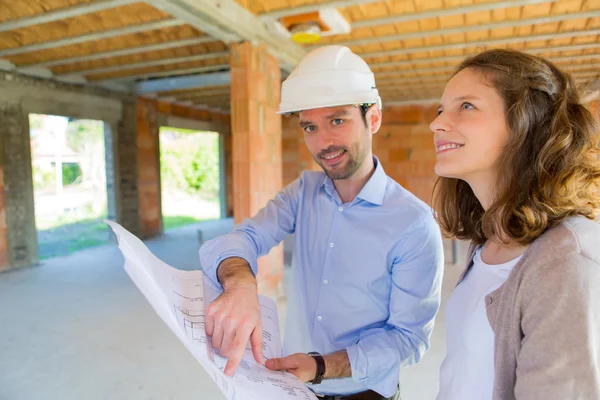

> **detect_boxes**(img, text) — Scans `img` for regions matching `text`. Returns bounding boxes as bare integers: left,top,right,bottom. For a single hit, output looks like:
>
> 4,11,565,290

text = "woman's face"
430,67,510,185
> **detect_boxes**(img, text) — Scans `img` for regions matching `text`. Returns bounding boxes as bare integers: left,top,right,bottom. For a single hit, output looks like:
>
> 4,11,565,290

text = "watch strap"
307,352,325,385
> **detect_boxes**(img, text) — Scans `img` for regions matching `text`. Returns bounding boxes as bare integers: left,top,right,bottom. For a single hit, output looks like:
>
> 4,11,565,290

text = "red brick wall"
374,105,438,205
589,100,599,121
0,167,7,271
589,100,600,163
230,42,283,297
280,105,439,204
281,116,320,187
155,101,231,125
136,98,162,238
375,101,600,205
280,100,600,216
282,117,300,187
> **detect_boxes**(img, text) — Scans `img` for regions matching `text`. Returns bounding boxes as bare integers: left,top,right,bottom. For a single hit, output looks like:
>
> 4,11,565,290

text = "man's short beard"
316,142,366,180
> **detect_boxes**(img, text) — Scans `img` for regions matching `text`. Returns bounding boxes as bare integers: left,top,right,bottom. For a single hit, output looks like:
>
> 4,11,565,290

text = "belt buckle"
314,393,340,400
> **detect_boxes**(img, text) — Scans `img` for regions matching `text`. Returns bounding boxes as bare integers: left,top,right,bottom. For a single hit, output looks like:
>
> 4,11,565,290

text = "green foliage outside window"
159,127,220,198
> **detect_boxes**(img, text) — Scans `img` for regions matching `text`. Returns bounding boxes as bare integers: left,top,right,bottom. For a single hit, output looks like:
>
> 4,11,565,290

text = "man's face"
298,105,379,180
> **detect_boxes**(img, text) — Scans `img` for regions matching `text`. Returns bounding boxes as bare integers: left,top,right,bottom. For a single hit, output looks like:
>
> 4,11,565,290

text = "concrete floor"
0,220,466,400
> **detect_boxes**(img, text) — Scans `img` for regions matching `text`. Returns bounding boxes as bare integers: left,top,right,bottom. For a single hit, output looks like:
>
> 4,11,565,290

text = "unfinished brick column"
136,98,162,238
0,165,7,271
0,103,38,270
115,100,142,237
230,42,284,298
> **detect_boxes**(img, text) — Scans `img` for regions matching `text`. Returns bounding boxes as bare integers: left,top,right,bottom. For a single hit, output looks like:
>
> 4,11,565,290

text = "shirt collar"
320,155,387,206
356,156,387,206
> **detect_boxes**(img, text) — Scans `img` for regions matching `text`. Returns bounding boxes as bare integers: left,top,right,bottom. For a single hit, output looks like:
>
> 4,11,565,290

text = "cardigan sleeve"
514,253,600,399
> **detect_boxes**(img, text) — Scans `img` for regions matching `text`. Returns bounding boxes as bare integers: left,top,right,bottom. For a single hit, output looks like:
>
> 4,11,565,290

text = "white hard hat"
278,45,382,115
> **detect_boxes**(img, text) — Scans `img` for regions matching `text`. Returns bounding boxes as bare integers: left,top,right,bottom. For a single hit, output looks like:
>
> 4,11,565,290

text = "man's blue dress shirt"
200,157,444,397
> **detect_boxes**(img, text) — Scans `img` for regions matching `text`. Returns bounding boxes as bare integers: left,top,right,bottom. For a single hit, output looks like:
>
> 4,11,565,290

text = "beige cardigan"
457,216,600,400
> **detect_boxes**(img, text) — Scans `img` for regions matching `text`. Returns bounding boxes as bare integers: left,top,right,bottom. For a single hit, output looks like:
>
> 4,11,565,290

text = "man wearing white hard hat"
200,45,444,400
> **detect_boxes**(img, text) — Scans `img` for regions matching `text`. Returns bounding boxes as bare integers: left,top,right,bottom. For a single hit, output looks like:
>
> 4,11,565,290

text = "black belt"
313,389,391,400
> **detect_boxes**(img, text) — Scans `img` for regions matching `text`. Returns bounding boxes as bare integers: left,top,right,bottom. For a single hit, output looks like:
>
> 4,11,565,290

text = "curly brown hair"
433,49,600,245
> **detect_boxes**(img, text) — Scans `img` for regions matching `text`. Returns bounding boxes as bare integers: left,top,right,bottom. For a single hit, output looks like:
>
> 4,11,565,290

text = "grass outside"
37,217,109,260
37,215,215,260
163,215,204,230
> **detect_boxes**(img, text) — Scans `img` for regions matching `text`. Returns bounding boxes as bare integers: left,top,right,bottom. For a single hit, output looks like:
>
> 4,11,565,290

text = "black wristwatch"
307,352,326,384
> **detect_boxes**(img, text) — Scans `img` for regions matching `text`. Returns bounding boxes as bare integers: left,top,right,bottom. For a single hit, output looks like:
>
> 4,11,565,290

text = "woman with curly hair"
431,49,600,400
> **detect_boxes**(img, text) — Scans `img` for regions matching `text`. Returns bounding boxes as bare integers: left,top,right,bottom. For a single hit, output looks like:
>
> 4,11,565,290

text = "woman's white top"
437,247,522,400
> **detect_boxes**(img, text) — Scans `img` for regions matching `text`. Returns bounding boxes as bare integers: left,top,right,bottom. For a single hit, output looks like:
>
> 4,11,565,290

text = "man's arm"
346,216,444,396
216,256,256,289
200,177,303,377
324,351,352,379
265,350,352,383
199,177,302,287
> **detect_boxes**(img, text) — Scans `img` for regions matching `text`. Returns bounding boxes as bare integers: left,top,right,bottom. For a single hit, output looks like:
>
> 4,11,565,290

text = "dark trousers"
313,388,401,400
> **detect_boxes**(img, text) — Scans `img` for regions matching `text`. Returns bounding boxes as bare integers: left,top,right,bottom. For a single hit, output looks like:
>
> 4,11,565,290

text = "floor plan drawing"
106,220,317,400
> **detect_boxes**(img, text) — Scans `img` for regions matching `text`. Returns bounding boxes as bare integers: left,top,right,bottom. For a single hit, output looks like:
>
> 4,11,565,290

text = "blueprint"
106,221,317,400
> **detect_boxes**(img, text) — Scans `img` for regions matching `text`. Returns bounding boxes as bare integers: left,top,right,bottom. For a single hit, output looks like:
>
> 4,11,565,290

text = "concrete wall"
0,70,231,271
0,102,38,271
0,158,6,270
0,71,129,271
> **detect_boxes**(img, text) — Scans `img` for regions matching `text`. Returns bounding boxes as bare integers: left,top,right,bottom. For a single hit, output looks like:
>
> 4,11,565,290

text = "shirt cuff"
200,246,258,289
346,340,400,397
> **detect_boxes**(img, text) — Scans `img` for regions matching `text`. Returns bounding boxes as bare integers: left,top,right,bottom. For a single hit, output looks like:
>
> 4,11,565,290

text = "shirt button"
338,207,343,211
329,243,334,248
317,316,323,321
323,279,329,284
486,297,493,305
